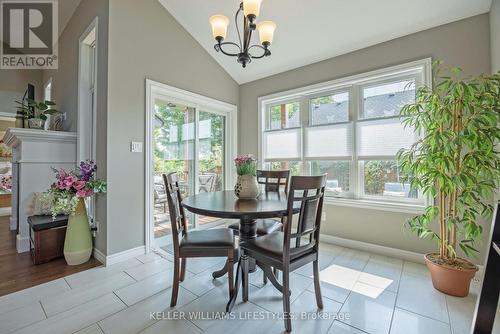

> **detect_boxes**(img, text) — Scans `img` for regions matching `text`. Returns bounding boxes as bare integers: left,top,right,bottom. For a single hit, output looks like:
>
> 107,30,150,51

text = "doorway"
145,80,237,254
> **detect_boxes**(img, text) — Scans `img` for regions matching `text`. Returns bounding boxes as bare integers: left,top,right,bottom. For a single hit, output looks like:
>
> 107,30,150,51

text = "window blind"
263,128,301,161
356,117,417,160
304,123,353,160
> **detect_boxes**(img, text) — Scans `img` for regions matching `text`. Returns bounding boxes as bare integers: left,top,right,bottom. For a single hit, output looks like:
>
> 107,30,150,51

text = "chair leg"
228,250,234,298
263,270,268,285
282,268,292,332
171,257,180,307
273,267,279,280
242,254,249,302
180,258,186,282
313,259,323,309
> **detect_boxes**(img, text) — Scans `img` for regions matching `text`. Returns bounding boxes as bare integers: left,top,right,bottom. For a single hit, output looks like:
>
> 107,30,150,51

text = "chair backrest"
163,172,188,248
199,173,216,193
257,170,290,194
283,174,327,258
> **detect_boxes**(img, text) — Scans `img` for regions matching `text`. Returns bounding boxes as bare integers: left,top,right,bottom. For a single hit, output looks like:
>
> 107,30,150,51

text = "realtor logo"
1,0,58,69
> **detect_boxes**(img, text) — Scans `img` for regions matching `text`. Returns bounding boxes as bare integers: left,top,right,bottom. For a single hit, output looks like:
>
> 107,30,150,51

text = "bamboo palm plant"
398,62,500,265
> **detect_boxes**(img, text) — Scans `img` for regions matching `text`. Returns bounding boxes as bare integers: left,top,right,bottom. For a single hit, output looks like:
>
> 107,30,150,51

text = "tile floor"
0,243,498,334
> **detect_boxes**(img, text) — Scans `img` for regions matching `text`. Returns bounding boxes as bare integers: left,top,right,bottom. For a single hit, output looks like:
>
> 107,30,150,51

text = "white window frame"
258,58,432,214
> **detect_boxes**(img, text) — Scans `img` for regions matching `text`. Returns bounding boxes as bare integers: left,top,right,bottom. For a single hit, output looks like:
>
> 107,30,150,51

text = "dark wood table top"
182,190,296,220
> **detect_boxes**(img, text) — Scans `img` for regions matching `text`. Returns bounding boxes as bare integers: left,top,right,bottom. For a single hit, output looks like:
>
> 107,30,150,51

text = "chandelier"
209,0,276,68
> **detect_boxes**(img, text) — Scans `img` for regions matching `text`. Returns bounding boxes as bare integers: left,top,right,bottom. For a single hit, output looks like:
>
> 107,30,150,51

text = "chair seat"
240,231,313,260
180,228,234,249
228,219,282,236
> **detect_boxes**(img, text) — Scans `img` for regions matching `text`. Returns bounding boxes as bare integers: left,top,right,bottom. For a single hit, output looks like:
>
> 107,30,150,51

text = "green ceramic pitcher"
64,198,92,265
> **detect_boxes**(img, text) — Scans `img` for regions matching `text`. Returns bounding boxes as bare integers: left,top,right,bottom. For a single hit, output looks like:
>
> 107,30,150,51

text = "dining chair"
228,169,290,236
163,172,236,307
239,174,327,332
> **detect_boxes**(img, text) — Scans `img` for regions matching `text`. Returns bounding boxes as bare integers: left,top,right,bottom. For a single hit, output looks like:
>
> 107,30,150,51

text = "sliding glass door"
197,110,225,228
152,99,196,248
148,86,235,252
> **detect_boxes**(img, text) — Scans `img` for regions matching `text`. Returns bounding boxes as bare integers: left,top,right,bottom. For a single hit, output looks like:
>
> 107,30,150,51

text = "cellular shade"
356,117,417,159
263,128,301,161
305,123,352,159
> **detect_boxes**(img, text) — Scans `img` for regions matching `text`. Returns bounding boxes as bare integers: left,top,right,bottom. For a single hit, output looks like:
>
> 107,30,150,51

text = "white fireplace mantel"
5,128,77,253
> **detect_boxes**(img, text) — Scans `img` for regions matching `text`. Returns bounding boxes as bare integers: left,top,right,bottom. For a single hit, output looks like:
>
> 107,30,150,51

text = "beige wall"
239,14,492,263
492,0,500,72
0,69,43,96
0,68,43,115
42,0,109,254
106,0,239,255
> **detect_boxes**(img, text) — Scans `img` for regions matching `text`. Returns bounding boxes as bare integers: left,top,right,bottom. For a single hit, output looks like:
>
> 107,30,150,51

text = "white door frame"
145,79,238,253
77,17,98,222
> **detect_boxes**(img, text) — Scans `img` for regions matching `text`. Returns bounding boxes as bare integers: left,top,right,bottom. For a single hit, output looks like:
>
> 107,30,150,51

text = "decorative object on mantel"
397,61,500,297
47,160,107,265
234,154,260,199
15,98,58,129
209,0,276,68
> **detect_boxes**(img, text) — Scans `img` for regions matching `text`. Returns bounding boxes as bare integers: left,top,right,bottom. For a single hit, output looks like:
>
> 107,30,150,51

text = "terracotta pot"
424,253,478,297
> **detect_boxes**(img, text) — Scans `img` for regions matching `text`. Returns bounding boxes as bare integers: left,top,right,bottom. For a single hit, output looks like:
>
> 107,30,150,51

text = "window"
268,101,300,130
265,161,301,176
260,59,430,208
361,80,415,119
310,91,349,125
361,160,417,198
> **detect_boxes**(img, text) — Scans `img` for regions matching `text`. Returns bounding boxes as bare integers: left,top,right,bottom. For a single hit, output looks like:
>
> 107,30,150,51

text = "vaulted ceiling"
159,0,492,84
58,0,82,37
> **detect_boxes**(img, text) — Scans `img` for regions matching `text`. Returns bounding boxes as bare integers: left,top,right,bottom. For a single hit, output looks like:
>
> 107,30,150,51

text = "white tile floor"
0,243,498,334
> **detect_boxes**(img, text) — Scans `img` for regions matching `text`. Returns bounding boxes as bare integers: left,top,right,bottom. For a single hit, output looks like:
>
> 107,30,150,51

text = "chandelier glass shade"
209,0,276,68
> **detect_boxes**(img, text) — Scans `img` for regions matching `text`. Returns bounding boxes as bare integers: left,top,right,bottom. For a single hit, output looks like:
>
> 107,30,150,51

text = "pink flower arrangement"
48,160,106,216
234,154,257,176
53,171,95,197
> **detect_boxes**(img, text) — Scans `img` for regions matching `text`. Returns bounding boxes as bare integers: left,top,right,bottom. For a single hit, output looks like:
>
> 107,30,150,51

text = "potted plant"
15,98,58,129
398,62,500,296
48,160,107,265
234,154,260,199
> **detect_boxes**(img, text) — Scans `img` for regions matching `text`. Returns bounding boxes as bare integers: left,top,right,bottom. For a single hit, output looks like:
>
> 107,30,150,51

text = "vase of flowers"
48,160,106,265
234,154,260,199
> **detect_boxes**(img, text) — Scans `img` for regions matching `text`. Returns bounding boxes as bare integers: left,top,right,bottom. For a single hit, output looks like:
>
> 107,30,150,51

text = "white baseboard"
93,248,106,265
0,207,11,217
320,234,426,264
16,234,30,253
94,246,146,266
9,216,16,230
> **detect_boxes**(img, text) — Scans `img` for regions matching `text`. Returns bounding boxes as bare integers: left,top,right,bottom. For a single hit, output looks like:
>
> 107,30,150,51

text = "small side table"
27,215,68,265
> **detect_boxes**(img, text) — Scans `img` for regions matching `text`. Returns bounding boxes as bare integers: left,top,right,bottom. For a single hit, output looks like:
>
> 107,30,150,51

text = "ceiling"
159,0,491,84
58,0,82,38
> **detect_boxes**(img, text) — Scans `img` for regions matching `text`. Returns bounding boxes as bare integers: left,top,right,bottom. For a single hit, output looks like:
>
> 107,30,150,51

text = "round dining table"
182,190,296,311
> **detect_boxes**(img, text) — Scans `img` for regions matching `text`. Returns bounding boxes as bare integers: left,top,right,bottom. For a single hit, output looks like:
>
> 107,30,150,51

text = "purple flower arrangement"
48,160,106,217
234,154,257,176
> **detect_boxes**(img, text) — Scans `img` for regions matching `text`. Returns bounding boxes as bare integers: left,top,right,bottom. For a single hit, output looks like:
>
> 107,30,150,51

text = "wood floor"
0,215,101,297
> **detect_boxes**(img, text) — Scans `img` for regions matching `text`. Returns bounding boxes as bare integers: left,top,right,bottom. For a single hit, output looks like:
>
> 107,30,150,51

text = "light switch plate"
131,141,143,152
